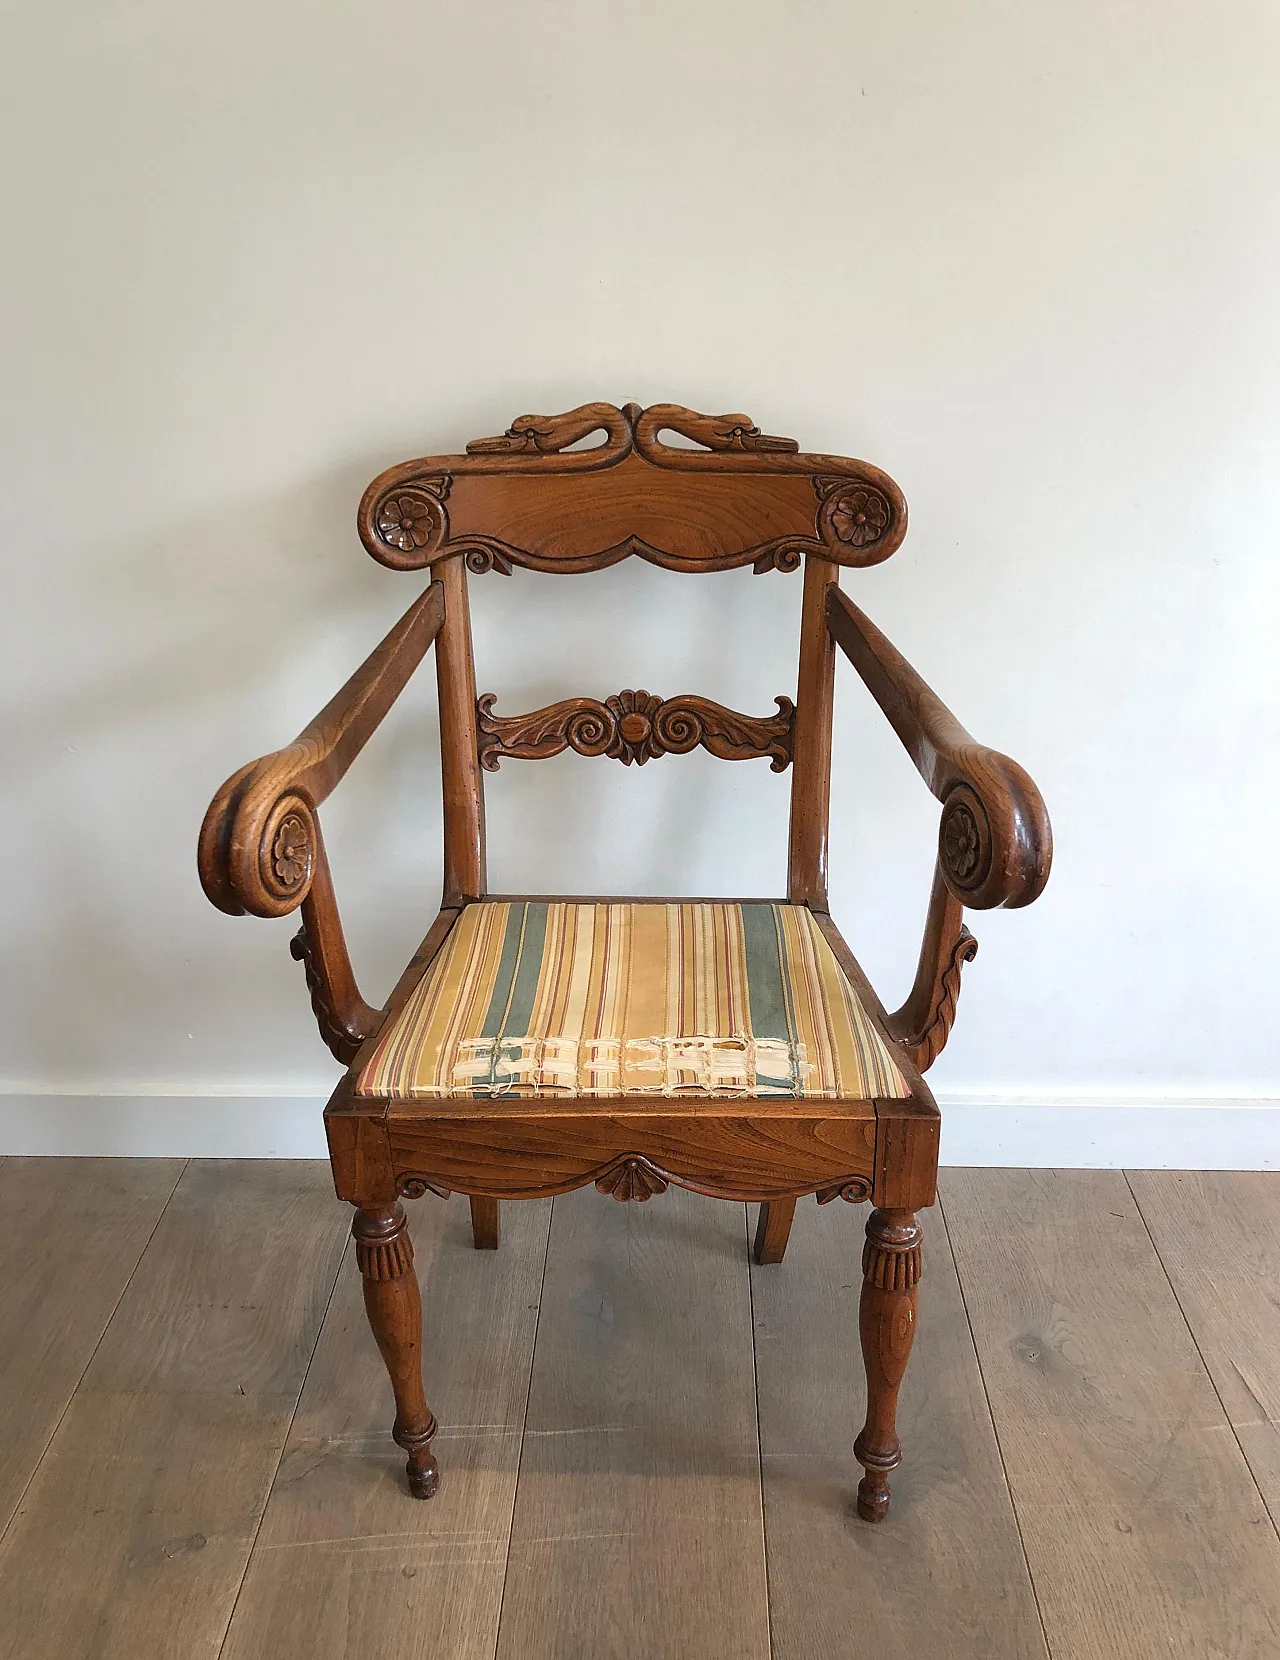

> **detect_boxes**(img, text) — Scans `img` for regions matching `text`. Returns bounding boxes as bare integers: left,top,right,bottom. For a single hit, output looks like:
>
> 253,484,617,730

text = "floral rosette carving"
369,477,451,569
939,784,991,897
815,476,894,563
273,813,311,888
251,793,317,914
942,805,980,881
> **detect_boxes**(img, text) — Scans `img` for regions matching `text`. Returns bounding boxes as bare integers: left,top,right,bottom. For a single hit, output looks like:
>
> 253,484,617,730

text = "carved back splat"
476,690,796,772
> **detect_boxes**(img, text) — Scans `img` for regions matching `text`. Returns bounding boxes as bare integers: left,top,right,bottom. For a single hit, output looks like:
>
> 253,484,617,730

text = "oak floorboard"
220,1193,552,1660
1128,1170,1280,1534
752,1198,1047,1659
0,1159,346,1660
495,1187,770,1660
941,1168,1280,1660
0,1156,185,1538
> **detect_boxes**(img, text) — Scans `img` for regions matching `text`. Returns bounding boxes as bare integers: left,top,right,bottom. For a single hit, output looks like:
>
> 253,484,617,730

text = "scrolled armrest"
825,585,1051,909
199,580,444,918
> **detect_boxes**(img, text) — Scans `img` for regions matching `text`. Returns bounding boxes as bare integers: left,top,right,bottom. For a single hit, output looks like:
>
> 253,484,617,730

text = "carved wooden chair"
199,401,1051,1522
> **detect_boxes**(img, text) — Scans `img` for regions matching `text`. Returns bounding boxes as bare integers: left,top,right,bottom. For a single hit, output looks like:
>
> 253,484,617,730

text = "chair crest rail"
358,401,907,576
476,689,796,771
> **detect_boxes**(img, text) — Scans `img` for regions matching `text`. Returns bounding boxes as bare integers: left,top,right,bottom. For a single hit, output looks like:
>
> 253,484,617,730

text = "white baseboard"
937,1095,1280,1169
0,1095,331,1158
1,1091,1278,1168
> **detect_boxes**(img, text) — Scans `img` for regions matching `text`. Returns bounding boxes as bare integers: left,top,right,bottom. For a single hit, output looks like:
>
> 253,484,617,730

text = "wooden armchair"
199,401,1051,1522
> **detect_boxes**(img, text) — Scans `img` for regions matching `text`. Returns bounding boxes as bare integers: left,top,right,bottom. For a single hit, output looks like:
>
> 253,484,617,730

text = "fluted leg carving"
353,1203,439,1499
854,1207,922,1522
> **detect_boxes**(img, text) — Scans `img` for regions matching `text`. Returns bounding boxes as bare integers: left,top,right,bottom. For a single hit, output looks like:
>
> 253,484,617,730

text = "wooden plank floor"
0,1162,1277,1659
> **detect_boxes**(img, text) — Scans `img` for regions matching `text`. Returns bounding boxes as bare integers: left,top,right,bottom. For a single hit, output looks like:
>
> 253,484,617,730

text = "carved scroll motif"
357,401,908,574
397,1175,453,1200
389,1158,877,1205
476,689,796,772
815,1175,874,1205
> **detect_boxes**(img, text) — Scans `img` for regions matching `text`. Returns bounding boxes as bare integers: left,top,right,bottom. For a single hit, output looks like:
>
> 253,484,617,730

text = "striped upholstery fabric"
356,902,910,1102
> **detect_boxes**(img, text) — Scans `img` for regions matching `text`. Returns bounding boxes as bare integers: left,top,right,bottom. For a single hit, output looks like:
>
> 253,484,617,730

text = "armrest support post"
886,860,979,1072
290,818,381,1064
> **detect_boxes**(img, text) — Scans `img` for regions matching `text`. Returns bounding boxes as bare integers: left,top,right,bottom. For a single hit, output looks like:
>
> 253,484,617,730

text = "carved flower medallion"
942,803,981,882
828,486,890,548
377,492,442,552
273,813,311,889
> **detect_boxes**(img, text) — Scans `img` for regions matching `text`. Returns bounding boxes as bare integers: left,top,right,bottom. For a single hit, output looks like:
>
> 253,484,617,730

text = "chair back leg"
753,1197,797,1264
469,1195,501,1250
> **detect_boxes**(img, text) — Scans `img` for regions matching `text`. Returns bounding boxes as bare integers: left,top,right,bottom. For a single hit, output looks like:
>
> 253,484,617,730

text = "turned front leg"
854,1207,922,1522
353,1203,439,1499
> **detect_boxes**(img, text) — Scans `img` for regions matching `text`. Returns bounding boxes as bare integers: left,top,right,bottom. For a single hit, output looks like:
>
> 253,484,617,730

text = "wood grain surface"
753,1198,1047,1659
386,1110,878,1201
220,1194,551,1660
0,1157,184,1537
495,1186,770,1660
4,1162,1275,1659
0,1161,346,1660
1128,1170,1280,1531
941,1169,1280,1660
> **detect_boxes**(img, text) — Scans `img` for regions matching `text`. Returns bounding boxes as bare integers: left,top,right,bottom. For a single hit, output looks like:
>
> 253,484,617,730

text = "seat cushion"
355,901,911,1102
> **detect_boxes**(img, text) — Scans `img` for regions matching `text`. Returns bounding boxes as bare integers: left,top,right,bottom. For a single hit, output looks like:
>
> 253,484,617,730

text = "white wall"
3,1,1278,1162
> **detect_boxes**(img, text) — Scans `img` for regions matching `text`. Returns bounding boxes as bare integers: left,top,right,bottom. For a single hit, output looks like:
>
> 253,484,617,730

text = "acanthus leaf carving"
289,923,372,1065
477,690,796,772
900,926,978,1074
